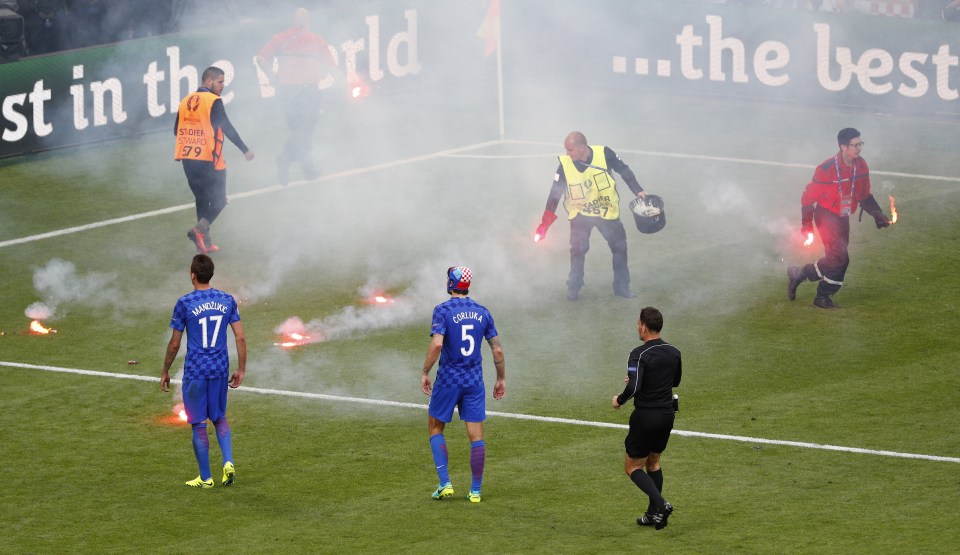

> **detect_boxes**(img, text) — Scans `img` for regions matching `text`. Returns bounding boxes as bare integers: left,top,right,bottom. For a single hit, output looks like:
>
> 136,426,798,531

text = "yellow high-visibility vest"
559,146,620,220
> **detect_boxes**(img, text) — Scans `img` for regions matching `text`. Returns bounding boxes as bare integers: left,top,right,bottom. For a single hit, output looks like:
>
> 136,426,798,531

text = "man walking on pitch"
534,131,650,301
787,127,890,309
421,266,506,503
255,8,335,185
161,254,247,488
612,307,681,529
174,66,255,254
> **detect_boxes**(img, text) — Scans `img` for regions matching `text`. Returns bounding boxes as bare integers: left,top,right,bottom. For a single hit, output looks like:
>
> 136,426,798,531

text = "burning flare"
29,320,52,334
173,403,187,422
275,331,313,349
803,232,814,247
533,232,542,243
889,195,898,224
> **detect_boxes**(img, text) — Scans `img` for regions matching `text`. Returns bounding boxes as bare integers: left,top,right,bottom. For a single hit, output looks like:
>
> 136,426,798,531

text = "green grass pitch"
1,92,958,553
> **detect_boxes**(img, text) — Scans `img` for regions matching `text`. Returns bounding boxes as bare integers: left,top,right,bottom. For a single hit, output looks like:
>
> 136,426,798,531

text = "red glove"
534,210,558,242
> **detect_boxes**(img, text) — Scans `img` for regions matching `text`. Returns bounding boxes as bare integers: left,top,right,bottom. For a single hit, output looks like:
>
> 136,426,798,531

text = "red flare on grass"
173,403,188,422
274,330,316,348
29,320,53,334
889,195,898,224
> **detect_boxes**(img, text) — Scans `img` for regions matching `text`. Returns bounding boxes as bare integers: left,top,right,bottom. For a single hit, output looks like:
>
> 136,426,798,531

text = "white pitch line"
3,360,958,464
0,140,502,250
496,139,960,183
5,138,955,251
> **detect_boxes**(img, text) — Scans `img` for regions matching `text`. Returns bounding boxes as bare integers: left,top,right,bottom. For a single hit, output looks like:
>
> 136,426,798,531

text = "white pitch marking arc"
2,360,958,465
3,139,957,251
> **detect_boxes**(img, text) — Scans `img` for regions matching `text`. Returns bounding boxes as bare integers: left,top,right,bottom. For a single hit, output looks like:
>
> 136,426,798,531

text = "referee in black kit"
611,306,682,530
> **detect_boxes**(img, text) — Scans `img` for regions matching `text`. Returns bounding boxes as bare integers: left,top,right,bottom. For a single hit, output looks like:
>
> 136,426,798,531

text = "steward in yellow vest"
559,146,621,221
534,131,652,301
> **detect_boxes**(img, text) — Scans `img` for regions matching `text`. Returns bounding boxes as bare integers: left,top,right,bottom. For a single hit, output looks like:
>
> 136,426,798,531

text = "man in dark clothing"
534,131,649,301
612,307,682,530
174,66,254,254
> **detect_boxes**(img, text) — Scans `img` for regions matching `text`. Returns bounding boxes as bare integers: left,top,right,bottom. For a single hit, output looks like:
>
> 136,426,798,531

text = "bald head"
564,131,590,162
294,7,310,28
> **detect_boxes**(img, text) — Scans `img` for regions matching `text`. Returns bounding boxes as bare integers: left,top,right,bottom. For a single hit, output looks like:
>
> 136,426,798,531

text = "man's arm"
487,335,505,400
160,329,183,392
229,320,246,388
210,100,254,160
612,367,639,409
604,147,644,197
420,333,444,395
535,166,566,240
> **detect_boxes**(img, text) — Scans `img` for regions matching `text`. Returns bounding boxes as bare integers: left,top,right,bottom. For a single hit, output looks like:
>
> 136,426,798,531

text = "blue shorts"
182,377,228,425
428,385,486,423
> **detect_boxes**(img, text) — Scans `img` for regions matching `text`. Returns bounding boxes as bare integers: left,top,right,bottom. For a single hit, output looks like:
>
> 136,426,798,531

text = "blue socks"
213,418,233,465
191,423,211,480
429,434,486,491
429,434,450,485
192,419,234,480
470,440,485,492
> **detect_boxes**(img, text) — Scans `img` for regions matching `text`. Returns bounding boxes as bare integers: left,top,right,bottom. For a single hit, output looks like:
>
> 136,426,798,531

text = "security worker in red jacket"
255,8,335,185
787,128,890,309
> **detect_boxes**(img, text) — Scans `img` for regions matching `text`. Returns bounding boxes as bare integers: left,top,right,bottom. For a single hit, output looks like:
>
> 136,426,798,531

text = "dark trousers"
279,85,321,174
182,160,227,226
803,206,849,297
568,214,630,293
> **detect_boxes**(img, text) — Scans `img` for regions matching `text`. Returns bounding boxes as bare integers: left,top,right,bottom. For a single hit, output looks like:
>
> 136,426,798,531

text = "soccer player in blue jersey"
420,266,506,503
160,254,247,488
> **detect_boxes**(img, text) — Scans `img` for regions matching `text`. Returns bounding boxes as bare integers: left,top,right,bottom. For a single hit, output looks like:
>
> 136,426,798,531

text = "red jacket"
801,153,871,217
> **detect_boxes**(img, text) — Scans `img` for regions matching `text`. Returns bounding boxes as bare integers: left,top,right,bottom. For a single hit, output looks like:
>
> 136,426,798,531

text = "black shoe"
787,266,804,301
636,513,655,526
651,502,673,530
614,289,636,299
566,289,579,301
813,296,839,310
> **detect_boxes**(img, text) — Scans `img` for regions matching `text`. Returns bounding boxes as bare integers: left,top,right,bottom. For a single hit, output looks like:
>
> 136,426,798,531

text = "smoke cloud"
24,258,121,321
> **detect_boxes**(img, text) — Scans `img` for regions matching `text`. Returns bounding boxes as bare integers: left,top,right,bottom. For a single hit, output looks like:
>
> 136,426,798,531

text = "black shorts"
624,408,675,458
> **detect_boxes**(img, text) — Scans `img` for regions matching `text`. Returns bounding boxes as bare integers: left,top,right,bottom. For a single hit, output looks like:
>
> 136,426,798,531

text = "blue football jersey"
170,288,241,380
430,297,498,388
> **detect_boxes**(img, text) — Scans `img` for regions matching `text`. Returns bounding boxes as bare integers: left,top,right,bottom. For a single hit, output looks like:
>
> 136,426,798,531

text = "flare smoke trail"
23,258,120,321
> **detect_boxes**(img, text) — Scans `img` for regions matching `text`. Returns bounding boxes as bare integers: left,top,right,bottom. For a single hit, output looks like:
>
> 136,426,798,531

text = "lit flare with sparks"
803,232,814,247
889,195,898,224
275,332,313,349
173,403,188,422
534,232,542,243
368,293,395,305
29,320,55,334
